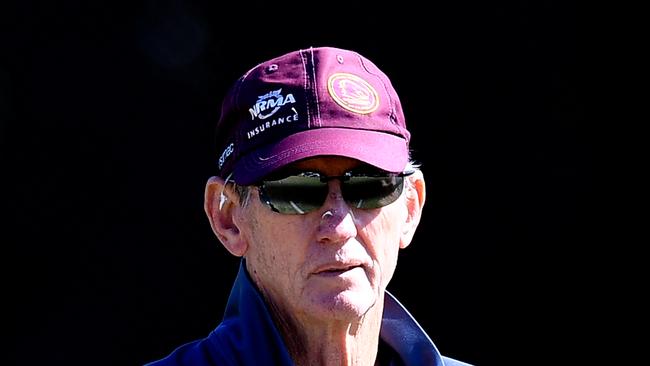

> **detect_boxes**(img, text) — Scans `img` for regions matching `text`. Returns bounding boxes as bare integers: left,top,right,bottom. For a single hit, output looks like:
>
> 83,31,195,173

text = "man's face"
236,156,411,324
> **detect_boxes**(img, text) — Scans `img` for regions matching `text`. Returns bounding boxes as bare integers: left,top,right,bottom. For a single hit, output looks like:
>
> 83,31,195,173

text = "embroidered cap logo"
248,88,296,120
327,73,380,114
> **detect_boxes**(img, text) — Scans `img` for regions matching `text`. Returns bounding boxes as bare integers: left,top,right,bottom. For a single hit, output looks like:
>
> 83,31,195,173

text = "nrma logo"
249,89,296,120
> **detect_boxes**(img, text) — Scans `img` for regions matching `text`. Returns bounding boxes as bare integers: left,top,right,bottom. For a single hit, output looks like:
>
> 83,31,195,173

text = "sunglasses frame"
254,169,415,215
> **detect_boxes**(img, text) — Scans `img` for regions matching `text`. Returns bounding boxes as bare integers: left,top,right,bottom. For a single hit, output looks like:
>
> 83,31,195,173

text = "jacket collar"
221,259,445,366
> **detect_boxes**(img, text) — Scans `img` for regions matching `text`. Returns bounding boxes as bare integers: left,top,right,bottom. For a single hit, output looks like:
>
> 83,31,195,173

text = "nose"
316,181,358,244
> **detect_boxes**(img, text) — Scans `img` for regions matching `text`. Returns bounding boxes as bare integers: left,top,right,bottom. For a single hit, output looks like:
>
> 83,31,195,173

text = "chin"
306,288,379,321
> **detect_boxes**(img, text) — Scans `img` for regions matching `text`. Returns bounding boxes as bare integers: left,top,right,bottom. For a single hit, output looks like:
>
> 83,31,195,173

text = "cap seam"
231,76,247,171
299,48,313,129
236,66,256,115
309,47,322,126
357,54,399,127
232,65,258,168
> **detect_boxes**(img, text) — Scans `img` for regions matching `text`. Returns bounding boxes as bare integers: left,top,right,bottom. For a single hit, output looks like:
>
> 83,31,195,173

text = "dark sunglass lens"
260,175,328,214
342,175,405,209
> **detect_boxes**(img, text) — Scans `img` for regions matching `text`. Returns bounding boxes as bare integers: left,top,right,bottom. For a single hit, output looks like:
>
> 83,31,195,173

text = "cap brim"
232,128,409,185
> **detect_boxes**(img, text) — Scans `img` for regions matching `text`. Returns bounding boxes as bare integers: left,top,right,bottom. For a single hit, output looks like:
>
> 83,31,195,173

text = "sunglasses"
255,169,414,215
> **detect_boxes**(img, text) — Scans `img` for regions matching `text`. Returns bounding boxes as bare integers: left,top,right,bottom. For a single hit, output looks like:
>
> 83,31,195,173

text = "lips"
313,262,365,276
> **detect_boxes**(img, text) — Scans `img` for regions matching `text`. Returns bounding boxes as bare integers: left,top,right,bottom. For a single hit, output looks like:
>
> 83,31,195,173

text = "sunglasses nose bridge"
321,179,347,209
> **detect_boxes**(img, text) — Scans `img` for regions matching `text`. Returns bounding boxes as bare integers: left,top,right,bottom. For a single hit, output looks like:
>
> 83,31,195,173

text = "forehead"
288,156,366,175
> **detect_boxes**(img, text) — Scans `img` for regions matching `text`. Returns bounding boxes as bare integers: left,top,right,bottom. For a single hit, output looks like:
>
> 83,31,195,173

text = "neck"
268,296,385,366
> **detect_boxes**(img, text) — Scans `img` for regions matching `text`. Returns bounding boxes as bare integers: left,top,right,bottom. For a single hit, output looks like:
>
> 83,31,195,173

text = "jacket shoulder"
442,356,474,366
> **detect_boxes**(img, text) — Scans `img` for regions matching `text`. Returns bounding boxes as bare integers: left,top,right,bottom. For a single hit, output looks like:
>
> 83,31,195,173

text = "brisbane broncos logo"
327,73,379,114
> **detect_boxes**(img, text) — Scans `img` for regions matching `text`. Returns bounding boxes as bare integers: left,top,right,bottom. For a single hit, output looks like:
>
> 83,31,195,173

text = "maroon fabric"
215,46,410,185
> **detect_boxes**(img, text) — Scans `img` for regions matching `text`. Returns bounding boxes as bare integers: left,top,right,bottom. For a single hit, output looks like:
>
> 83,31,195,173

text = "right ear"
204,176,248,257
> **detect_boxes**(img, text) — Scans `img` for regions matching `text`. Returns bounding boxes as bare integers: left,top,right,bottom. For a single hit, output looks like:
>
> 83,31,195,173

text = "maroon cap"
215,46,411,185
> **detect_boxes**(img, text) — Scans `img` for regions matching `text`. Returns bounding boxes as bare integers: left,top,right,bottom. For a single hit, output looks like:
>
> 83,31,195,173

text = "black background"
3,1,583,365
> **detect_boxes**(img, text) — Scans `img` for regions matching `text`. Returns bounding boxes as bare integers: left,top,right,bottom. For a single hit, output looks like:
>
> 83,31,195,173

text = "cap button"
266,64,278,73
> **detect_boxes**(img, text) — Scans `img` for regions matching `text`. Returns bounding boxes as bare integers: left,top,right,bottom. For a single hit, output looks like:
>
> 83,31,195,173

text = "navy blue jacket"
145,260,472,366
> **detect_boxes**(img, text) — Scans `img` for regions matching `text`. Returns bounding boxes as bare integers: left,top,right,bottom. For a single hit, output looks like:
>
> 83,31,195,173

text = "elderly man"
146,46,472,366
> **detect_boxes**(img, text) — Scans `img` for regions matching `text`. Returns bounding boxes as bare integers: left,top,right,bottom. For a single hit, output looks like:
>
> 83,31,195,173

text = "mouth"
314,264,364,277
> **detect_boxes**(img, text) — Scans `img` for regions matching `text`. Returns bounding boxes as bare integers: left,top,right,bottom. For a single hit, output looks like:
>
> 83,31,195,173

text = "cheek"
358,209,405,287
242,210,308,294
378,233,401,287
